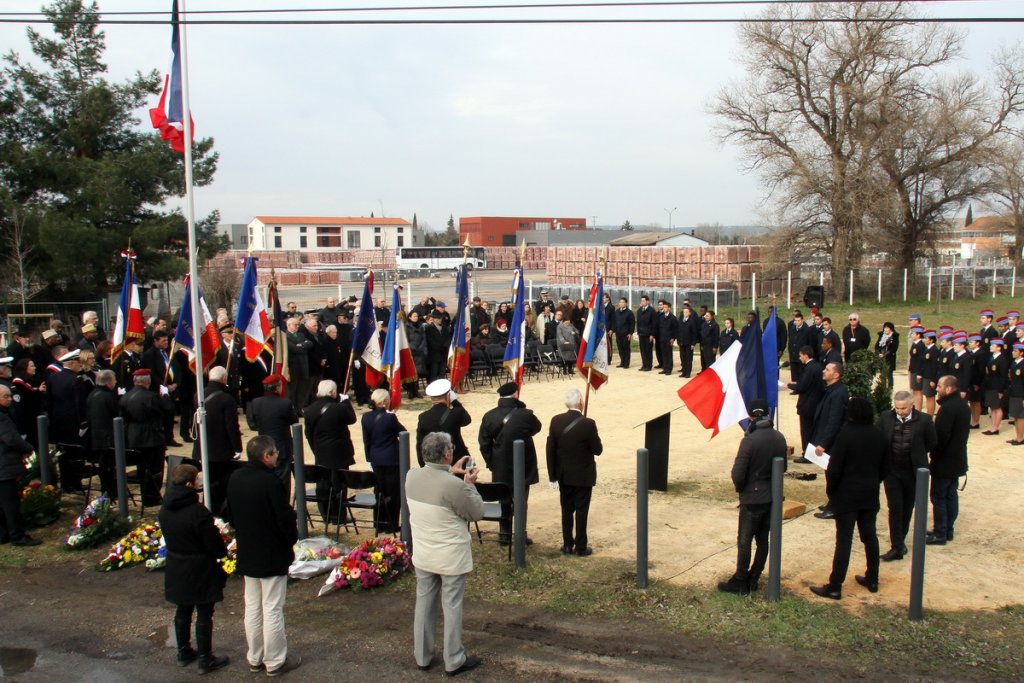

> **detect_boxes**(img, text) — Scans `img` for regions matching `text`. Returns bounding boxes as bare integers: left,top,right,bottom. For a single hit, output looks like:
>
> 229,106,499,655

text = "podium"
644,412,671,492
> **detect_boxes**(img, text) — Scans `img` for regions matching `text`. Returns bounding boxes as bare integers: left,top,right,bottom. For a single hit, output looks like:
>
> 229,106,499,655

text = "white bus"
396,246,487,271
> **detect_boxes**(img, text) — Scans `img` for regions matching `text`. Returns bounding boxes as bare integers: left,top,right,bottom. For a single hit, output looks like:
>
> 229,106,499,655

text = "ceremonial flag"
351,271,382,387
677,314,766,437
110,250,145,364
575,272,610,391
761,307,780,420
448,264,471,390
173,275,220,372
148,0,193,153
233,257,272,362
265,276,289,381
502,266,529,391
380,285,417,410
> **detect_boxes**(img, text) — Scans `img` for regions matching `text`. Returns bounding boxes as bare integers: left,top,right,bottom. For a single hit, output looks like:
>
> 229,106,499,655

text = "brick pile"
545,245,764,288
481,246,547,271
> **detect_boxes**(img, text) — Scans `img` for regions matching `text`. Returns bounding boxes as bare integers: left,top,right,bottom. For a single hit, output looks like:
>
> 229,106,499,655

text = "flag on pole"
149,0,193,153
448,264,471,390
761,307,780,420
265,275,289,381
677,314,766,437
233,257,272,362
502,266,529,391
110,250,145,364
575,271,610,391
352,271,383,387
173,275,220,372
381,285,417,410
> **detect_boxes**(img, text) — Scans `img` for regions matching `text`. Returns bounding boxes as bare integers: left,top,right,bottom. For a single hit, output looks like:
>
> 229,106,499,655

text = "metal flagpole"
177,0,211,507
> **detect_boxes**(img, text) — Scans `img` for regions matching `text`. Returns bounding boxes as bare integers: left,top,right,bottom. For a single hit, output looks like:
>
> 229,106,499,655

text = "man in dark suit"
614,298,635,369
86,368,120,497
927,376,971,545
303,379,357,523
245,374,300,496
806,363,850,509
545,388,603,557
676,304,699,378
698,310,720,372
478,382,542,544
787,311,812,382
876,390,936,561
114,338,144,389
819,318,840,362
199,366,244,514
424,312,450,383
285,317,313,411
635,296,656,372
121,368,175,506
46,349,89,491
416,379,472,467
787,347,824,455
657,300,678,376
142,330,180,446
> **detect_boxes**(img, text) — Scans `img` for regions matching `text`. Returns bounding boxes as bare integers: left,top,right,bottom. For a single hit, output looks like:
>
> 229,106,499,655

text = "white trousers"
243,575,288,670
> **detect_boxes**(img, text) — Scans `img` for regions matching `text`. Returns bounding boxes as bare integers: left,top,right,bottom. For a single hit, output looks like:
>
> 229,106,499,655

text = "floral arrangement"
319,537,409,595
97,522,163,572
297,543,344,562
64,497,130,550
145,537,167,571
289,537,347,580
214,518,237,576
19,481,62,527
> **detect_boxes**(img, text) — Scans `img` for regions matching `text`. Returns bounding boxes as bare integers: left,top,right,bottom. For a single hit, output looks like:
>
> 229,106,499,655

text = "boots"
717,573,750,595
195,614,229,675
747,572,762,593
174,612,198,666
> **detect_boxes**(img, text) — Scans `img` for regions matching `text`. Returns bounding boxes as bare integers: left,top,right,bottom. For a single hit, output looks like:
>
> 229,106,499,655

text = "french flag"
381,285,417,410
677,313,768,436
149,0,193,153
351,271,383,387
110,250,145,364
448,264,471,390
502,266,528,392
233,257,272,362
173,275,220,372
575,272,610,391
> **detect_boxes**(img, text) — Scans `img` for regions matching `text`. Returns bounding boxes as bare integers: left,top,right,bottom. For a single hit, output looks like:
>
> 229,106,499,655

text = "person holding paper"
810,397,888,600
809,363,849,519
788,346,824,459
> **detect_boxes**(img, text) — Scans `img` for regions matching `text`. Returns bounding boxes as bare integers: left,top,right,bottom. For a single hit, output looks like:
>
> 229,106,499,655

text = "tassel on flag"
110,250,145,364
173,275,220,372
448,264,471,390
233,257,273,362
502,266,529,392
265,275,289,382
576,271,610,391
149,0,194,153
351,270,383,387
380,285,417,410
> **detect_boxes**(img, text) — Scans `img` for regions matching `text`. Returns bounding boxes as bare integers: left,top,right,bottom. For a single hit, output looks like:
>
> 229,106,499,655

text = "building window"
318,226,342,248
397,236,404,247
274,236,282,248
374,226,381,233
397,227,404,233
274,226,281,233
299,236,307,249
347,231,360,248
300,226,306,233
374,236,381,247
519,222,529,229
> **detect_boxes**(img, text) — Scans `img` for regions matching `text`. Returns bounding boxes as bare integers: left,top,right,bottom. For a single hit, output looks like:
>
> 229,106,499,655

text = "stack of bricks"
481,246,547,271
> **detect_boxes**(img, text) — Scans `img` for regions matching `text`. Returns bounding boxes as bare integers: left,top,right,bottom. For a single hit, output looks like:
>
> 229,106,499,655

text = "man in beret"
121,368,176,506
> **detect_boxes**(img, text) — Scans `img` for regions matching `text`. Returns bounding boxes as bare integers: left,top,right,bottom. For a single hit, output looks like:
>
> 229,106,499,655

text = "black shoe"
748,575,761,592
266,654,301,677
925,533,947,546
178,647,199,666
560,545,574,554
855,575,878,593
12,534,41,547
880,548,904,562
946,530,954,542
717,575,750,595
814,510,835,520
198,654,229,674
417,660,434,671
524,537,534,546
445,655,481,677
660,371,672,375
809,584,841,600
639,368,651,372
793,457,812,464
576,546,593,557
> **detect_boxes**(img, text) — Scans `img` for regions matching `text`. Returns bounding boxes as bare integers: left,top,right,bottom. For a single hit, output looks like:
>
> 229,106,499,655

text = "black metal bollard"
909,466,930,621
291,424,308,541
767,456,785,602
113,417,129,519
513,439,526,569
399,431,411,551
36,414,52,487
637,448,649,589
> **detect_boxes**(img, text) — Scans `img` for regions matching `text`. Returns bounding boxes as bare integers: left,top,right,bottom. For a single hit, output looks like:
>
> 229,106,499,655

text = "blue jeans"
930,477,959,538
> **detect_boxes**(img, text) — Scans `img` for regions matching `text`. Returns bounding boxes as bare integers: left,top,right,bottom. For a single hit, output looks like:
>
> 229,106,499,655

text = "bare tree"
987,138,1024,267
200,260,241,313
0,200,44,313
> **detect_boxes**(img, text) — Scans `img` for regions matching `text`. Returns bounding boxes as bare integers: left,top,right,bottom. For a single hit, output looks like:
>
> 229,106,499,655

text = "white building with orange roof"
246,215,423,251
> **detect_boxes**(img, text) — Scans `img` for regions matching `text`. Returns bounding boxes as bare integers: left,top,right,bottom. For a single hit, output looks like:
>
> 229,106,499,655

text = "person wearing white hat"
0,357,13,390
46,347,88,492
416,379,472,468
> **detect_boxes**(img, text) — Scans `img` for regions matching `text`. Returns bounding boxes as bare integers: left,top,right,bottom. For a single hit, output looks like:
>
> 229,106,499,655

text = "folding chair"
467,350,494,389
305,466,349,539
55,442,96,499
534,344,560,380
486,345,512,383
340,470,379,535
472,482,513,561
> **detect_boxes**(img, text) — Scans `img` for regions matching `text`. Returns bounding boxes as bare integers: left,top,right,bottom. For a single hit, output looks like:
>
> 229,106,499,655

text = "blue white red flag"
381,285,417,410
761,307,780,420
502,266,529,392
265,277,289,381
148,0,193,153
233,257,272,362
448,264,471,390
575,272,609,391
110,250,145,364
677,314,767,437
173,275,221,372
351,271,382,387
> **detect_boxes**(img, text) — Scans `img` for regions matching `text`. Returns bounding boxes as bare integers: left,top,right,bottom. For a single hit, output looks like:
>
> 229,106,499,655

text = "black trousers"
174,602,215,654
315,466,348,522
615,333,632,368
789,358,804,382
138,446,166,506
658,340,674,373
736,502,771,579
638,334,653,370
653,334,664,367
559,484,592,550
798,412,814,452
678,344,694,376
883,471,915,550
373,465,401,533
829,508,880,590
207,460,238,518
699,344,716,372
498,486,531,540
0,478,26,541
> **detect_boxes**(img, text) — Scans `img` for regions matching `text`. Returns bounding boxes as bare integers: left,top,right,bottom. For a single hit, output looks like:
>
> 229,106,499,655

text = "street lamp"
664,207,677,231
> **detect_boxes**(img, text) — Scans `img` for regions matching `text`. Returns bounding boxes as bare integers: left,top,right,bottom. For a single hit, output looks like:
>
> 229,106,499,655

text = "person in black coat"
120,369,175,506
635,297,656,372
45,351,90,491
787,349,824,454
285,317,313,411
424,313,450,383
142,330,179,446
197,368,243,515
875,322,900,386
11,359,42,448
841,313,871,363
698,310,720,372
416,379,472,467
245,375,300,498
224,435,299,676
810,362,849,456
304,380,357,523
787,311,812,382
361,389,407,533
0,384,41,546
656,301,678,375
810,397,887,600
876,391,936,561
478,382,542,543
927,377,971,545
160,463,229,673
323,320,352,388
676,305,700,378
546,388,603,556
86,369,121,497
718,400,787,594
613,299,636,369
719,318,740,355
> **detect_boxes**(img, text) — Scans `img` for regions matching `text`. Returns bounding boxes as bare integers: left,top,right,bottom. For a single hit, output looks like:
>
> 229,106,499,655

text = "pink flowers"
325,537,410,591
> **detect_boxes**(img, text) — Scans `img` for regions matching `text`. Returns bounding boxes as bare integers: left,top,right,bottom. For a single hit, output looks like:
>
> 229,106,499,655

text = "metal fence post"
909,466,930,621
291,423,308,541
767,456,785,602
36,414,51,487
903,268,908,301
877,268,882,303
637,448,649,589
786,271,792,309
113,417,129,519
513,439,526,569
928,267,933,302
399,431,411,550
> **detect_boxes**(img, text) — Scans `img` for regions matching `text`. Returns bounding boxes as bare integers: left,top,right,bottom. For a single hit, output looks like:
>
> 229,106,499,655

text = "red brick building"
459,216,587,247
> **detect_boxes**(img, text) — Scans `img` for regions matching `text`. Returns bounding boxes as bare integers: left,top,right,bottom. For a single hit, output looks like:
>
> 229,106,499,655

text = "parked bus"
396,246,487,270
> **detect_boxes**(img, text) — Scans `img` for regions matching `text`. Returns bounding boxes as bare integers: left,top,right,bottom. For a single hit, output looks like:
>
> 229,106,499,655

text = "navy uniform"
949,342,972,397
918,336,939,397
635,301,656,372
657,306,678,375
907,329,924,392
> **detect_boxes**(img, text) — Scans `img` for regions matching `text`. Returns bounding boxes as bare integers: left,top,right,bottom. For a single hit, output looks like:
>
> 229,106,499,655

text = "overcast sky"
2,1,1020,230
